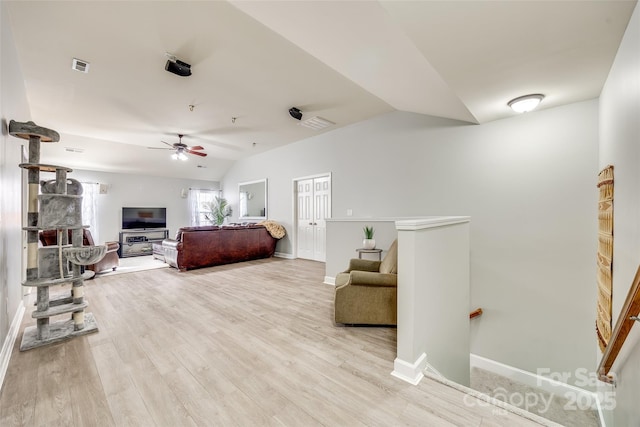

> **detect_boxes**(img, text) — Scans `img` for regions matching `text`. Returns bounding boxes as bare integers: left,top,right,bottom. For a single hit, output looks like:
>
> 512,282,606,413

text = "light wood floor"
0,258,546,426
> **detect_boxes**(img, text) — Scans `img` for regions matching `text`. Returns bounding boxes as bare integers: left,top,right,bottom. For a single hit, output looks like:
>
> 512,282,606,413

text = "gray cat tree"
10,120,102,351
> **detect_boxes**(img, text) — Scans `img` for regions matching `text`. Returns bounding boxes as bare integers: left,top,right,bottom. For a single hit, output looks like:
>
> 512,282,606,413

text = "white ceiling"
5,0,636,181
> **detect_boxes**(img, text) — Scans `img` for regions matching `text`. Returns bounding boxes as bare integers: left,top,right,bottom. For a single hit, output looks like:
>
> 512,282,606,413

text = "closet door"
297,178,315,260
312,176,330,262
296,175,331,262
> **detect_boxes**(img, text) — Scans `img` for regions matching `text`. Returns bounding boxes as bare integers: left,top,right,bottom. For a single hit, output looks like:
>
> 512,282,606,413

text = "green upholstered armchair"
334,239,398,325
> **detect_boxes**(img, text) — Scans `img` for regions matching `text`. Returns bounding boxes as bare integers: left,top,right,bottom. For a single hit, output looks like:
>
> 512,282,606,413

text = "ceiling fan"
149,134,207,160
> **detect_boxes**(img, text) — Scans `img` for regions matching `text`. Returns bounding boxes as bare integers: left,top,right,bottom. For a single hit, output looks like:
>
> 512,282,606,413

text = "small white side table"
356,248,383,261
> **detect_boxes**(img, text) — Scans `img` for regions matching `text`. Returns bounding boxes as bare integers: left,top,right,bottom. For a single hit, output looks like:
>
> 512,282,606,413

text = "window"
81,182,99,242
188,188,220,226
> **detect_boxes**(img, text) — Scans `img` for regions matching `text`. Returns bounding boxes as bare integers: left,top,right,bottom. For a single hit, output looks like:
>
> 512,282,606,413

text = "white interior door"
296,178,314,260
296,175,331,262
312,176,331,262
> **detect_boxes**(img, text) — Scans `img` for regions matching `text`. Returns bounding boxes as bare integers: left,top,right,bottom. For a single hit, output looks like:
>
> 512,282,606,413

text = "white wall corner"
0,302,25,390
391,352,427,385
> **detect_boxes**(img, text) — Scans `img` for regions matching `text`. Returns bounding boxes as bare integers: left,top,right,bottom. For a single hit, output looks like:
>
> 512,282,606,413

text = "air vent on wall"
72,58,90,73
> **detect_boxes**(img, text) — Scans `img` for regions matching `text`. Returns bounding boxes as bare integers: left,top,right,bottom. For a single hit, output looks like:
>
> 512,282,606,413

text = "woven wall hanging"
596,165,614,352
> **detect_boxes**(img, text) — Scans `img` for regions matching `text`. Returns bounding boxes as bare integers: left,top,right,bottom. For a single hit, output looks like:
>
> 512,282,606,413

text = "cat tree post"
10,120,102,350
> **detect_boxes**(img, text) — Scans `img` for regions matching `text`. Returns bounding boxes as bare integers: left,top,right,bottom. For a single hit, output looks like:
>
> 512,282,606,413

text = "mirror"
239,179,267,220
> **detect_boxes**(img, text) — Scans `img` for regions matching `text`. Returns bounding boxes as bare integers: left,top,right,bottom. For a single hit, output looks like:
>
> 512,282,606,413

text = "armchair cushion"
379,239,398,274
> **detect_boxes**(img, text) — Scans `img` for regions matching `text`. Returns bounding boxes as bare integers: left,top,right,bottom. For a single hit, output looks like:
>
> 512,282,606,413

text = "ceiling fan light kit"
508,94,545,113
149,134,207,160
172,151,188,161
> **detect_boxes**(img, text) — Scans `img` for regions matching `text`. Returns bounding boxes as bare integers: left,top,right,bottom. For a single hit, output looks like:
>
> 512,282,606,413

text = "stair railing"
598,264,640,383
469,308,483,319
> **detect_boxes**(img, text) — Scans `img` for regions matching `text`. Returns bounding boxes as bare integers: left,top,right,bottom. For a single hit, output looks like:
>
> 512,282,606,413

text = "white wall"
598,3,640,425
222,100,599,386
0,1,31,382
69,169,219,242
325,218,399,281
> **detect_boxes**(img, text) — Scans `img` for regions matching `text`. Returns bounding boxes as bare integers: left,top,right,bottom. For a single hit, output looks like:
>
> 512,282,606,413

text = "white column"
392,216,470,386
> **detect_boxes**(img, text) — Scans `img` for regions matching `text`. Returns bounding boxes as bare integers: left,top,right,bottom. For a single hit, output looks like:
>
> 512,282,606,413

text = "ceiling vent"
65,147,84,153
300,116,335,130
72,58,90,73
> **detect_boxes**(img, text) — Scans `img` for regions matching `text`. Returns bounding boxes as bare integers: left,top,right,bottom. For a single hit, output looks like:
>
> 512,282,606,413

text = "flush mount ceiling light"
508,94,545,113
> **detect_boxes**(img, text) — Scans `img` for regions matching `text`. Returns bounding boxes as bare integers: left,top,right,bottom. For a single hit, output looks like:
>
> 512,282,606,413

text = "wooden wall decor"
596,165,614,352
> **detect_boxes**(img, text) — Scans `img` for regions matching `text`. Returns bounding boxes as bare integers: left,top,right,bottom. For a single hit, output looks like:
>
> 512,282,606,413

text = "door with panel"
296,175,331,262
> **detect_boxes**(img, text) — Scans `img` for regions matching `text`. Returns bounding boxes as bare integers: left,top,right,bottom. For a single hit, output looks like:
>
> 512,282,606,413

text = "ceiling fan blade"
187,149,207,157
160,141,175,148
148,147,174,150
188,145,204,151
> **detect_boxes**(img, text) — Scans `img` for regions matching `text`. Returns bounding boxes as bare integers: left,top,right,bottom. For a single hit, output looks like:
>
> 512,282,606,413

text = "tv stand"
119,229,169,258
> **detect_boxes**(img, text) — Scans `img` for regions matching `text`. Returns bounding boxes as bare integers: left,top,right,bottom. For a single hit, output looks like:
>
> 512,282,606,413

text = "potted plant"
363,225,376,249
204,196,232,226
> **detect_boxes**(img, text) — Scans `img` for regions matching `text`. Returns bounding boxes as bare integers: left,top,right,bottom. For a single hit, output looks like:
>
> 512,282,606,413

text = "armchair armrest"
345,258,381,273
105,241,119,253
162,239,181,250
162,239,181,270
349,271,397,287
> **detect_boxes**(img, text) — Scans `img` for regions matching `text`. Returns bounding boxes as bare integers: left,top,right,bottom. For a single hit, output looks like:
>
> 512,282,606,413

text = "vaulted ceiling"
5,0,637,180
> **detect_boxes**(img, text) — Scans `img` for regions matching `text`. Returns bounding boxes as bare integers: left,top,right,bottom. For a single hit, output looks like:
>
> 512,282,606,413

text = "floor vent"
72,58,90,73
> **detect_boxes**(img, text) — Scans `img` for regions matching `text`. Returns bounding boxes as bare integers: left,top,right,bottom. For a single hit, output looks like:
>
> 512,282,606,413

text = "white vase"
363,238,376,249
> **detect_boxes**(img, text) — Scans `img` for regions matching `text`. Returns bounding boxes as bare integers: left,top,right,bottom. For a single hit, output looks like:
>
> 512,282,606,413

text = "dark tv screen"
122,207,167,230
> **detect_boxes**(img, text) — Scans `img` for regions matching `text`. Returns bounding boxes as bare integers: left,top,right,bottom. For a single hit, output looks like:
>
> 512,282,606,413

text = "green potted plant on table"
363,225,376,249
204,196,232,226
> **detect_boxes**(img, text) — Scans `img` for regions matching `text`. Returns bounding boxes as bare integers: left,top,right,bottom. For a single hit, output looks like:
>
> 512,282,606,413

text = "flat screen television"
122,207,167,230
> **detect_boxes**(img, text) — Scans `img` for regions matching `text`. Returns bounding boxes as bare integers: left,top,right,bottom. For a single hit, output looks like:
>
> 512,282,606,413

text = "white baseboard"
391,352,427,385
0,301,25,390
470,354,601,412
324,276,335,286
424,359,445,378
274,252,294,259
